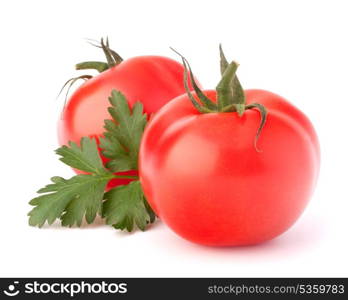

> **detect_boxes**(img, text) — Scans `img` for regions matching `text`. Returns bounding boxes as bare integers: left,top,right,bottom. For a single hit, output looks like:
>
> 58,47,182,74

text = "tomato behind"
58,55,195,188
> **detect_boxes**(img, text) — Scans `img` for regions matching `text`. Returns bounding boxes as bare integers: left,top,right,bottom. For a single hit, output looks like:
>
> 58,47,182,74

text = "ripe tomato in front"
139,90,320,246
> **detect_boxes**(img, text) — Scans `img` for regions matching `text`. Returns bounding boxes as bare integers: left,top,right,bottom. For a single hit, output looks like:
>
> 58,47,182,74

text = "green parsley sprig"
28,90,156,231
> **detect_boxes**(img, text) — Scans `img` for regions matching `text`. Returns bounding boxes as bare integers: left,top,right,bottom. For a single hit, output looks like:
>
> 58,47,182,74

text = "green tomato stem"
216,61,240,110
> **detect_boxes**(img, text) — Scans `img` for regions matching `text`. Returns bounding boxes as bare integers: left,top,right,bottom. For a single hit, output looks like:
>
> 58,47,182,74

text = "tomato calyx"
76,37,123,72
173,46,268,151
58,37,123,105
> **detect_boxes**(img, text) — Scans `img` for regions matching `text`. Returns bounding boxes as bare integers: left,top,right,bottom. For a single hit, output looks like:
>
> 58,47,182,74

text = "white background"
0,0,347,277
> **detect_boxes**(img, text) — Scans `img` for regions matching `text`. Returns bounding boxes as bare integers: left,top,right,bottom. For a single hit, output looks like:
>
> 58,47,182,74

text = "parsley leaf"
99,90,147,172
102,181,155,231
56,137,107,174
28,137,113,227
28,91,156,232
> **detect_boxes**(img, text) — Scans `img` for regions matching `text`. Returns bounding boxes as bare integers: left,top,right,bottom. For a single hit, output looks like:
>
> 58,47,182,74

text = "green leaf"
56,137,107,175
102,181,155,232
28,174,112,227
28,137,114,227
99,90,147,172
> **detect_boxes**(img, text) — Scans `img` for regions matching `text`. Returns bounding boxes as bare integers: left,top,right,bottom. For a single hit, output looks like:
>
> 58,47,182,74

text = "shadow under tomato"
154,214,326,259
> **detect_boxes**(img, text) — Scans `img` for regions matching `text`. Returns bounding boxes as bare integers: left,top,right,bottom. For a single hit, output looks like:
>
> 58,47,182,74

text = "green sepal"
58,75,92,107
245,102,268,152
91,37,123,68
183,58,217,111
170,48,217,113
75,61,109,73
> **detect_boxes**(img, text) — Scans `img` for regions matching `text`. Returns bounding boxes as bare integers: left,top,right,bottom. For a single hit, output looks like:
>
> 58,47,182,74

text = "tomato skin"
139,90,320,246
58,55,197,188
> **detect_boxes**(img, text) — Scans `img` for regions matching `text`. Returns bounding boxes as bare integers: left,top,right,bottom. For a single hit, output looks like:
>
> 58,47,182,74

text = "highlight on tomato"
58,38,199,189
139,46,320,246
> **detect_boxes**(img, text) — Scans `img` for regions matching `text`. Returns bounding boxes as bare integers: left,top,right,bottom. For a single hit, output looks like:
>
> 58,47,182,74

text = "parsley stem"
112,175,139,180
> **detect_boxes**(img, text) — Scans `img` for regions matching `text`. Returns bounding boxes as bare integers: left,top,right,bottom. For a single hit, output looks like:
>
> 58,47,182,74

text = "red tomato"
139,89,320,246
58,55,197,188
